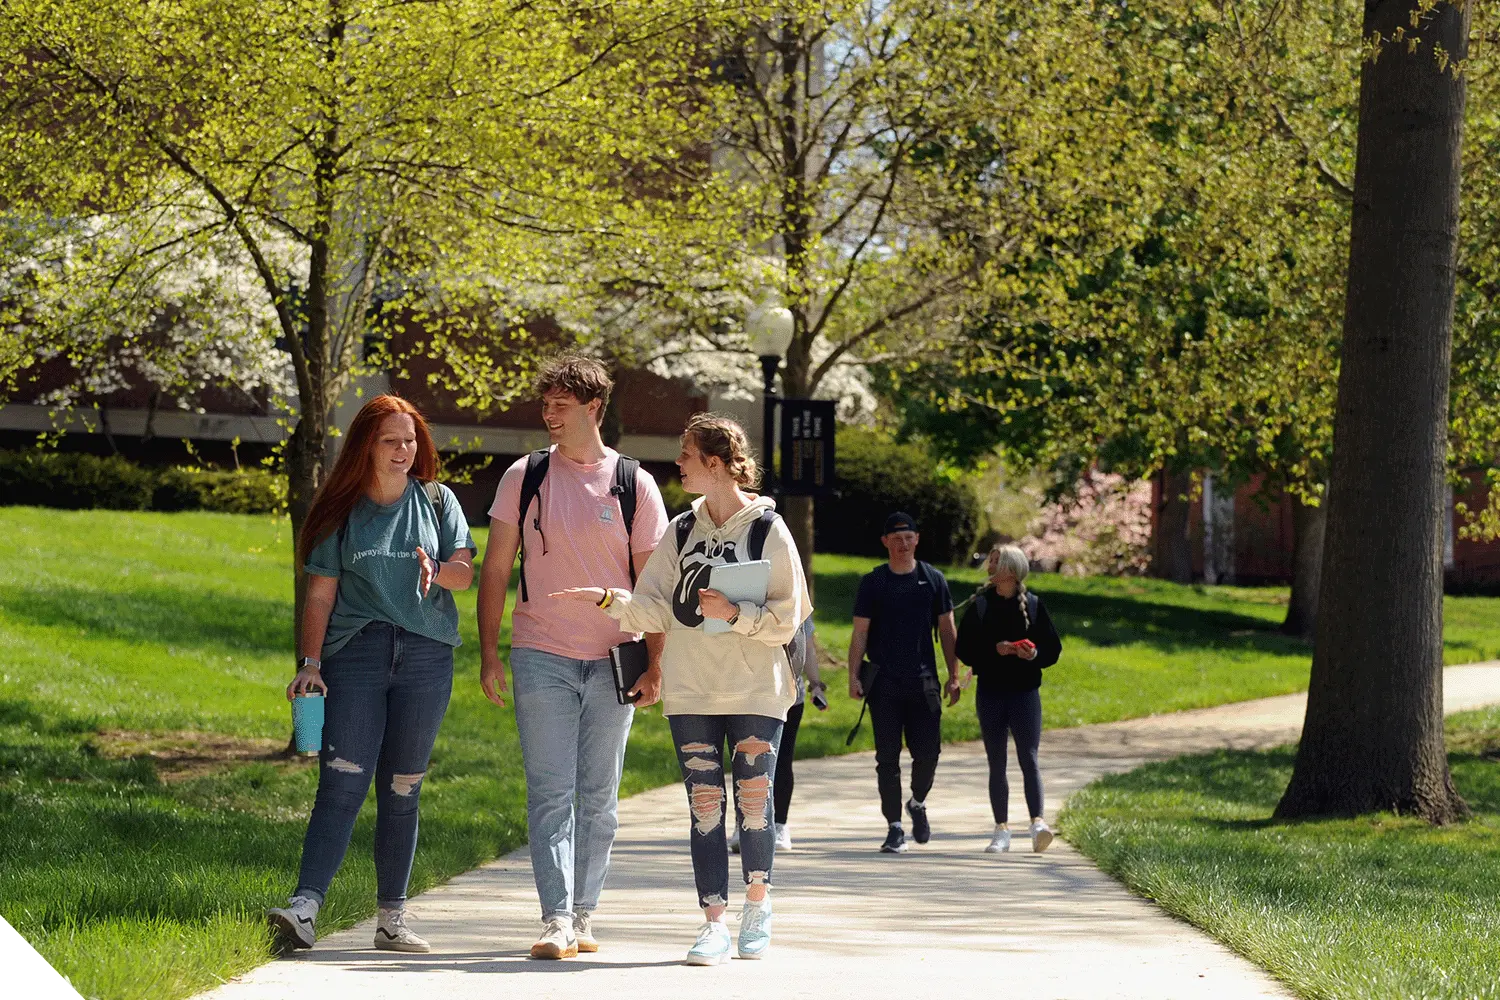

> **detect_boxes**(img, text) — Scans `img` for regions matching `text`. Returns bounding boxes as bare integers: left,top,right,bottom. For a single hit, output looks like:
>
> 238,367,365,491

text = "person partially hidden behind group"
269,394,476,953
955,544,1062,853
552,412,811,966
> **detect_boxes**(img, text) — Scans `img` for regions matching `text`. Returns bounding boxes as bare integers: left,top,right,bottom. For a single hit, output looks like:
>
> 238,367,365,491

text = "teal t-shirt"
305,479,476,658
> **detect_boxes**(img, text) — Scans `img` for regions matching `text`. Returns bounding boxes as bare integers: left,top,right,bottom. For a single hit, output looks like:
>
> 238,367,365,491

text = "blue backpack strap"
516,449,550,602
1027,590,1039,629
610,456,640,585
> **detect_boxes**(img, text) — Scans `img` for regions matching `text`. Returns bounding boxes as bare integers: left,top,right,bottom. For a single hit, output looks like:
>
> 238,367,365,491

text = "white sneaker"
374,907,430,953
728,826,741,854
573,910,598,953
267,895,319,951
1031,819,1055,853
774,822,792,851
530,915,578,959
685,919,732,966
984,826,1011,853
736,896,773,959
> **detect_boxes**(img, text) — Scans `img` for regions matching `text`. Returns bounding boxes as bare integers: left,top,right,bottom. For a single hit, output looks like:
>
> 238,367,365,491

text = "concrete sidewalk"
200,664,1500,1000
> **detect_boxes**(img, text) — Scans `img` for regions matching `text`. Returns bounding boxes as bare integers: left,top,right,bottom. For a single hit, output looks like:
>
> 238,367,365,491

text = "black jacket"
955,587,1062,694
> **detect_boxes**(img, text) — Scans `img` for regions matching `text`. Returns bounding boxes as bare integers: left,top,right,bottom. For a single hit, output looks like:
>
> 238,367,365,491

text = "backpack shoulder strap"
422,479,444,519
673,510,695,554
748,508,779,561
973,588,988,622
517,449,551,602
611,456,641,585
1027,590,1039,625
917,561,944,637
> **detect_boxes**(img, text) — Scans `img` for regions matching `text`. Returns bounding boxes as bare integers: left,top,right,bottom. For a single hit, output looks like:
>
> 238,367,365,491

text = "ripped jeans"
295,621,453,908
668,713,784,911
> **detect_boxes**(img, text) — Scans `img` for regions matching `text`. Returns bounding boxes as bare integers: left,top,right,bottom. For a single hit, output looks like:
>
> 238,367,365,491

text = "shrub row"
0,450,285,514
817,428,981,564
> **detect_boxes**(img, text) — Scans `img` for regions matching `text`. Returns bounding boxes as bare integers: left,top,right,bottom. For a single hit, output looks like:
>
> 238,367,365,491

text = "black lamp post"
746,297,795,494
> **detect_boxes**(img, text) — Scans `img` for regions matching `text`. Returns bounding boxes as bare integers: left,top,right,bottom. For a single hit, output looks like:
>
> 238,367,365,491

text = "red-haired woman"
267,395,474,955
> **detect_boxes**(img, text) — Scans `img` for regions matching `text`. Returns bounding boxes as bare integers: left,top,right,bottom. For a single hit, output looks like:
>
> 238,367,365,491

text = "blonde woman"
954,544,1062,853
551,412,810,966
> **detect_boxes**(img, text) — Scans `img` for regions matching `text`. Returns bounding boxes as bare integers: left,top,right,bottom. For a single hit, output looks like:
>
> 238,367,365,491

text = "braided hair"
988,544,1032,631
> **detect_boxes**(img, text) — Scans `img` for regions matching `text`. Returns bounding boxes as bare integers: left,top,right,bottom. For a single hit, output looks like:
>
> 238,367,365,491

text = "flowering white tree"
3,208,294,428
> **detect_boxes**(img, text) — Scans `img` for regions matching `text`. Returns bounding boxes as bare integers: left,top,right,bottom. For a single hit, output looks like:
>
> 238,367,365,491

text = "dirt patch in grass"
90,730,316,782
1448,727,1500,759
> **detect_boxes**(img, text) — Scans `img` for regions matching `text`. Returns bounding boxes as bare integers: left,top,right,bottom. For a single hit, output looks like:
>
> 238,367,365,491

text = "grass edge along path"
7,508,1500,999
1059,705,1500,1000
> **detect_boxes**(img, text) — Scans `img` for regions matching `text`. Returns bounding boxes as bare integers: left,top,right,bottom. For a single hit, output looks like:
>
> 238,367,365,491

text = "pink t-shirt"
489,447,668,660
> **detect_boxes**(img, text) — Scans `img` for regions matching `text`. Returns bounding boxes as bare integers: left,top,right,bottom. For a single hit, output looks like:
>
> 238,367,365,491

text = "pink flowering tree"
1019,471,1153,576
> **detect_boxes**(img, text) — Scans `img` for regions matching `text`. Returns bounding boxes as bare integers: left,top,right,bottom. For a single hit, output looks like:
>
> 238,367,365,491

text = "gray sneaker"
267,895,319,952
574,910,598,953
374,907,430,953
530,915,578,959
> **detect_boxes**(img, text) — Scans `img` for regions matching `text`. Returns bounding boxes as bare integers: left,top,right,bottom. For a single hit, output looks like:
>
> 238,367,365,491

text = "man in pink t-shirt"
477,356,668,961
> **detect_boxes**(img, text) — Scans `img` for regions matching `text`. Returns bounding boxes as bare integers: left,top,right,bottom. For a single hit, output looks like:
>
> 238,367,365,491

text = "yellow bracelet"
597,589,614,609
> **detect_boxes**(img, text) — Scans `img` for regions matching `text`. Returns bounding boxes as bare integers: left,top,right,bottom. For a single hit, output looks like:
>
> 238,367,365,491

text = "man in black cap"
847,511,962,853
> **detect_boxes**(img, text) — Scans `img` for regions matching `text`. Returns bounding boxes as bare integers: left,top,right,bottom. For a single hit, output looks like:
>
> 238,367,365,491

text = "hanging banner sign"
779,398,836,496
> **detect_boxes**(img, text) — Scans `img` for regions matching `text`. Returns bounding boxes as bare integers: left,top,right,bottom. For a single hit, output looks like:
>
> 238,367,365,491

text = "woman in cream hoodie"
552,412,811,967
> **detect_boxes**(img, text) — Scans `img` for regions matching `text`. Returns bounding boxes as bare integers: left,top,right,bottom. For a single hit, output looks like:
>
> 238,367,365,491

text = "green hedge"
816,427,981,564
0,450,284,514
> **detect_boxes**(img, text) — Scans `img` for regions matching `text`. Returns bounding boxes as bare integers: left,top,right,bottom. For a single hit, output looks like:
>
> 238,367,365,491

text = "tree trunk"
285,395,327,645
1276,0,1469,823
1281,491,1326,640
1155,472,1194,583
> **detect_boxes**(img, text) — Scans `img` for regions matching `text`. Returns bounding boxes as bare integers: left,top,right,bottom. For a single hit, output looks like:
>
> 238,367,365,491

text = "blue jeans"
295,622,453,907
511,646,635,920
668,714,784,910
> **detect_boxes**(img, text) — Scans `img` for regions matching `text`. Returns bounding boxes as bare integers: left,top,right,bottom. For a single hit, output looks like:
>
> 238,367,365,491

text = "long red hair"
299,394,439,561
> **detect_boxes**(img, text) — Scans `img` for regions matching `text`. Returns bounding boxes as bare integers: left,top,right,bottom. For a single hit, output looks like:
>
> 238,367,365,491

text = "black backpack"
970,587,1040,629
673,507,812,669
517,448,640,602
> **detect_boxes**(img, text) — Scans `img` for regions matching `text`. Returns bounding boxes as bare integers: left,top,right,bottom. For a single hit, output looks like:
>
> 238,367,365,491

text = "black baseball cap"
883,511,918,535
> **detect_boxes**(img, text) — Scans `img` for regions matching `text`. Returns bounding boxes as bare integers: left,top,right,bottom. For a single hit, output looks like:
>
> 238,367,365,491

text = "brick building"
1149,472,1500,592
0,336,756,523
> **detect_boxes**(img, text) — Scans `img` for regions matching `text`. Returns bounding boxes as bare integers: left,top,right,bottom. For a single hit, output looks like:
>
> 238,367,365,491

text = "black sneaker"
879,825,909,853
906,799,931,844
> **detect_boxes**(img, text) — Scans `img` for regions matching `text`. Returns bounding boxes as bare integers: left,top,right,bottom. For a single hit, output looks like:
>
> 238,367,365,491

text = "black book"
609,638,649,705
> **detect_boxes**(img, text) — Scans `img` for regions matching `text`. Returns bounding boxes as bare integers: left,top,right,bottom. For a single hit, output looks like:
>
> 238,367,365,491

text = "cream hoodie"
602,494,812,720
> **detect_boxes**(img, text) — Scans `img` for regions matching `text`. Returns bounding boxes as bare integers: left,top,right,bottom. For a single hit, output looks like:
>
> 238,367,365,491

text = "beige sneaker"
530,915,578,959
1030,819,1055,853
374,907,430,953
573,911,598,953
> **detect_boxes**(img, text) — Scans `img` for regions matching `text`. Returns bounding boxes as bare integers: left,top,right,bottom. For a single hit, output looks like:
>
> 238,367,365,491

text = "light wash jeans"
295,622,453,907
510,646,635,920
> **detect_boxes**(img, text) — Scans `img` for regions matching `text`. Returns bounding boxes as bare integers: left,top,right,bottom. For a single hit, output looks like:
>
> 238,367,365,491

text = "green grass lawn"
4,508,1500,999
1060,707,1500,999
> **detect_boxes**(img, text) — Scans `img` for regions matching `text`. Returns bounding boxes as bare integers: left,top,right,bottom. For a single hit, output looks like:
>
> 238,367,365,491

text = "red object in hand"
1015,639,1036,651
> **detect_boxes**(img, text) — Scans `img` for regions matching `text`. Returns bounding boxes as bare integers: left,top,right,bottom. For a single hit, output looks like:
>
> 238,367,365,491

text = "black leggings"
773,701,804,824
976,687,1043,824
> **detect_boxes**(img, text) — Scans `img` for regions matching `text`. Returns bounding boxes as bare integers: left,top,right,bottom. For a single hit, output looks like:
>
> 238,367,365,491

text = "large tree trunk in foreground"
1155,472,1194,583
1276,0,1469,823
1280,492,1326,641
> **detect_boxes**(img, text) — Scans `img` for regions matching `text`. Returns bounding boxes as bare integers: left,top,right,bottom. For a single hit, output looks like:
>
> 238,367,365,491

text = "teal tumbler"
291,693,325,756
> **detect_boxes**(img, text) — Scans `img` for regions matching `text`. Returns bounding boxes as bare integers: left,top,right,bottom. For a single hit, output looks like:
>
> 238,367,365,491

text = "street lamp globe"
746,300,795,360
